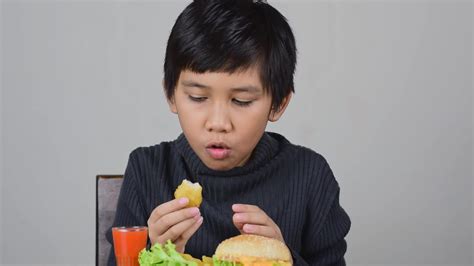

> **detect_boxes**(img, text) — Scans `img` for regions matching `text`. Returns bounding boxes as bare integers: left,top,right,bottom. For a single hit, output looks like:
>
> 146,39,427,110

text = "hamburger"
139,235,293,266
213,235,293,266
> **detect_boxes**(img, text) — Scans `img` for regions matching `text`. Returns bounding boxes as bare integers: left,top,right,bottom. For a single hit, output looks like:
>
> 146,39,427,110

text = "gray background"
1,0,472,265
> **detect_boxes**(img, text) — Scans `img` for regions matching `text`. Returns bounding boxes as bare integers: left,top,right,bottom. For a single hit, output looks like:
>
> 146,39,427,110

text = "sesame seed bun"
214,235,292,264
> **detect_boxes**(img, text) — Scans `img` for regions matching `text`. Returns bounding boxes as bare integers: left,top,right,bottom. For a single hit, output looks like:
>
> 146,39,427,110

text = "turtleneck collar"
173,132,283,178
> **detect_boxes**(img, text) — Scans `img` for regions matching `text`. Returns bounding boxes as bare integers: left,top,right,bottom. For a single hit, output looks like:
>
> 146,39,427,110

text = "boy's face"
167,66,291,171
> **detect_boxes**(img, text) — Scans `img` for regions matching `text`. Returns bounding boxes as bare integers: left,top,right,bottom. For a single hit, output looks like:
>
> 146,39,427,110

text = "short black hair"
164,0,297,111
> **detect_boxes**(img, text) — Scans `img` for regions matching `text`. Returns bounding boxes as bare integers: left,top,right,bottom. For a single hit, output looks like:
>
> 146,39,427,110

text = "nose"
205,103,232,133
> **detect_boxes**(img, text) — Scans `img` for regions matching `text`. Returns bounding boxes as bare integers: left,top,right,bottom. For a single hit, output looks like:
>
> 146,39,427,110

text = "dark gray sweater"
107,132,351,265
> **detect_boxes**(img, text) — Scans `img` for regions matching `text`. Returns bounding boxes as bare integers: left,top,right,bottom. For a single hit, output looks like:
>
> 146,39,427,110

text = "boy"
107,0,351,265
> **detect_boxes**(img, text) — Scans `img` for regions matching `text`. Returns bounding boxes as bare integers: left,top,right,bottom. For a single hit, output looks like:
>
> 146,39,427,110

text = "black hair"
164,0,297,111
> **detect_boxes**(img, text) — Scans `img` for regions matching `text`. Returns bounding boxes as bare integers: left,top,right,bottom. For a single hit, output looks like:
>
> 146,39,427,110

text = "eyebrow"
182,81,210,89
181,80,262,93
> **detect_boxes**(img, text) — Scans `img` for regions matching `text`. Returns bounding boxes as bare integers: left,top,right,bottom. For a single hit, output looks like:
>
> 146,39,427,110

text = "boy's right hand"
147,197,203,253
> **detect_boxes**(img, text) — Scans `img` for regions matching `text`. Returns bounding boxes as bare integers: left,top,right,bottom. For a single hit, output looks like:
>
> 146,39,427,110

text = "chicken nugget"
174,179,203,207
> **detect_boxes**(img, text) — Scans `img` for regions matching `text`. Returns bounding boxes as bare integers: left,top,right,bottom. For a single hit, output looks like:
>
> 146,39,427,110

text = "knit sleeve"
106,149,149,266
291,157,351,265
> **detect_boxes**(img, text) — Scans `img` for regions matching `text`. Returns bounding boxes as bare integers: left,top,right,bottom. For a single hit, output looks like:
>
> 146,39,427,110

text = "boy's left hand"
232,204,284,243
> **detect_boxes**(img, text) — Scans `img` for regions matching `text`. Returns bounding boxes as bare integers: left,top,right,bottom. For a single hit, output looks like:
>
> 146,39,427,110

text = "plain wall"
0,1,3,262
1,0,472,265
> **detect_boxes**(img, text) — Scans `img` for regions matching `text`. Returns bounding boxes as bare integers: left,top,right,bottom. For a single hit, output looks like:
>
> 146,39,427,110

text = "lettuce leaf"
212,256,242,266
164,241,192,264
138,240,198,266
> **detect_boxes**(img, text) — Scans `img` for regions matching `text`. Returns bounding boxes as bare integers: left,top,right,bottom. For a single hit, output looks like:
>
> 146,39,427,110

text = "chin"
204,160,236,171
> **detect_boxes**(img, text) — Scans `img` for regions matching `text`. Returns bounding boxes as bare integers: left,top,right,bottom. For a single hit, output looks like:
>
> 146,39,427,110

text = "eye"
232,99,253,107
188,95,207,102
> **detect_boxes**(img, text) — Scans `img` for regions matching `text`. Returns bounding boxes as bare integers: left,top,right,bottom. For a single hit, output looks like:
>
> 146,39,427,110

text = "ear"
163,79,178,114
268,93,292,122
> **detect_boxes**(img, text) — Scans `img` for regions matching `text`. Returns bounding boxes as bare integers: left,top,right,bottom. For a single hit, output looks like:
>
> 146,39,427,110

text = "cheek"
178,110,203,130
245,103,271,125
233,108,269,139
175,102,203,130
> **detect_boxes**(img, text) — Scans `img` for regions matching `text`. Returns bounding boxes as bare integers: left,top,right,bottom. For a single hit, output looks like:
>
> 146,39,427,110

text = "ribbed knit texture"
106,132,351,265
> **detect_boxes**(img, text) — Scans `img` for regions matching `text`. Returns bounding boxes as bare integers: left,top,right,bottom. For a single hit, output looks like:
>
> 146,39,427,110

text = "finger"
176,216,204,244
173,217,203,253
233,219,244,231
158,215,202,244
232,218,245,234
148,198,189,224
242,224,281,240
174,216,203,253
232,204,261,213
154,207,200,235
233,212,273,227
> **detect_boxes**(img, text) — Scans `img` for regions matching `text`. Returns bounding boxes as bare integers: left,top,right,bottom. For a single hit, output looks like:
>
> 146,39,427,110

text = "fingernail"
197,216,204,224
243,224,255,233
189,207,200,216
179,198,189,205
232,204,240,211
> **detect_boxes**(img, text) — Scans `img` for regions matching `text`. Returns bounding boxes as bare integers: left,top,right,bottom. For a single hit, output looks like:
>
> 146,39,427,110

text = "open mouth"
206,142,231,159
207,143,229,149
